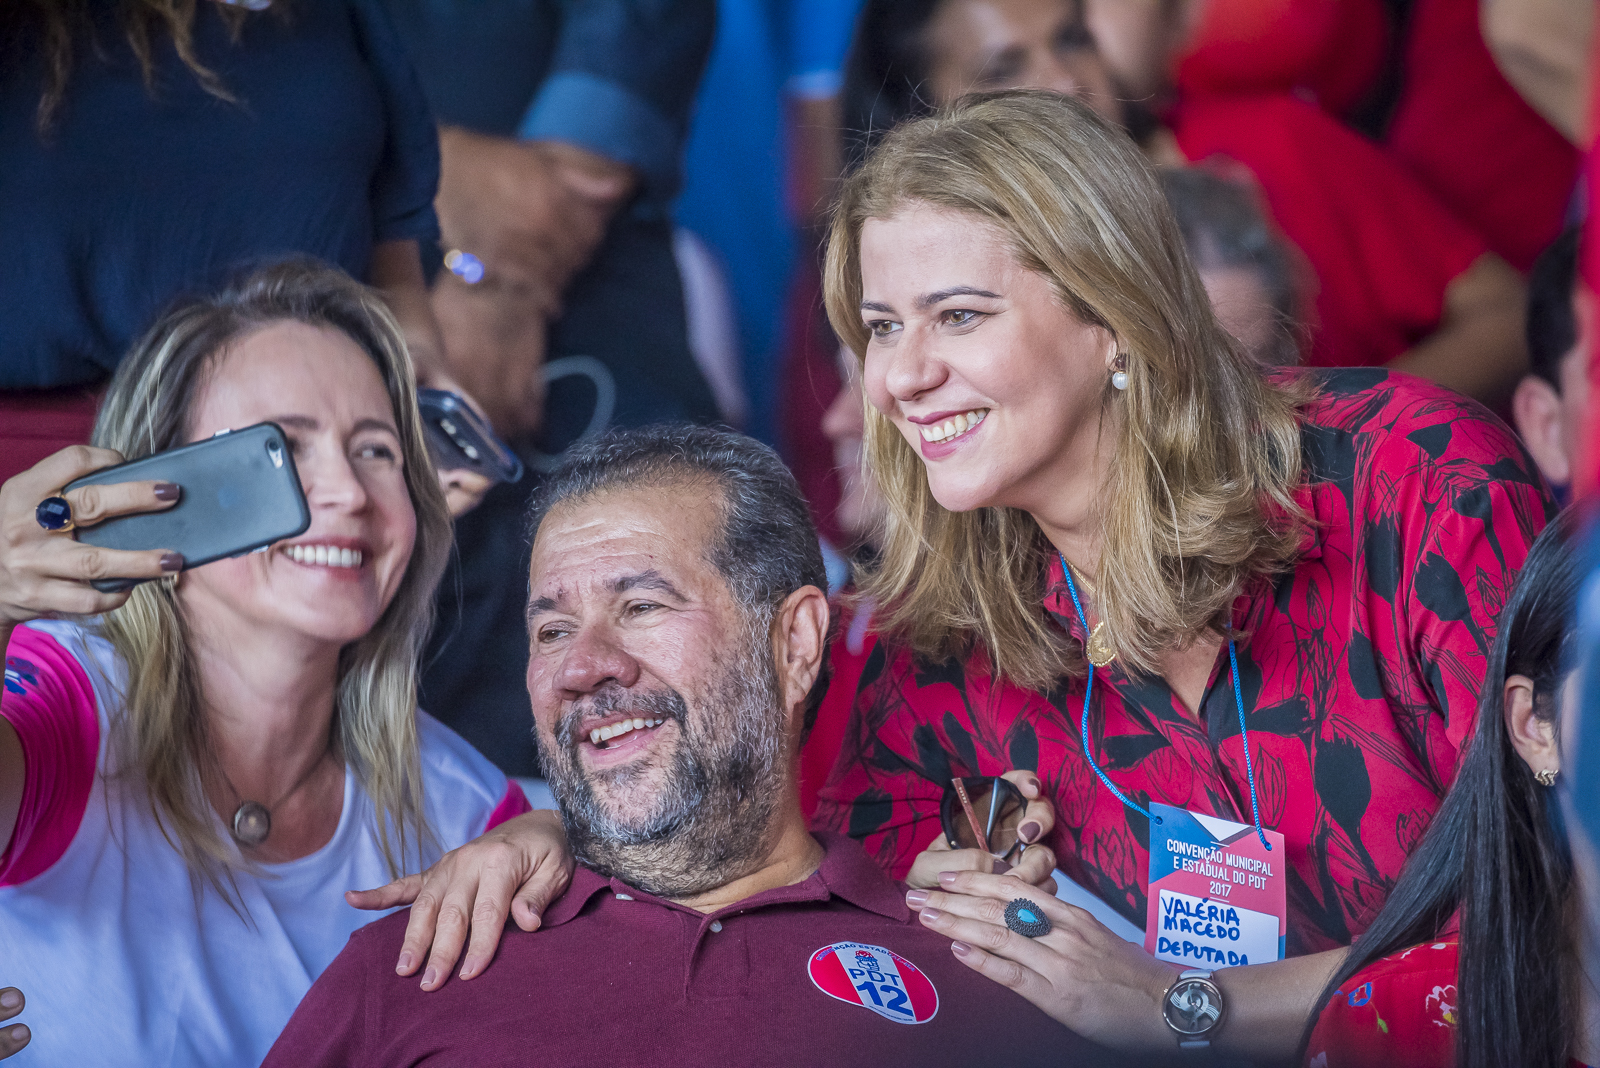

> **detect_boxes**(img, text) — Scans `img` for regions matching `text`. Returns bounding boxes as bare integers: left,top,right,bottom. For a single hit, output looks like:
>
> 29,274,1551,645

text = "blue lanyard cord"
1227,639,1271,851
1061,561,1160,825
1058,555,1271,850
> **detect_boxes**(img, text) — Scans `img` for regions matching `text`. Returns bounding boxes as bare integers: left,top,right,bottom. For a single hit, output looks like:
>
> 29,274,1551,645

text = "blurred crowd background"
0,0,1589,778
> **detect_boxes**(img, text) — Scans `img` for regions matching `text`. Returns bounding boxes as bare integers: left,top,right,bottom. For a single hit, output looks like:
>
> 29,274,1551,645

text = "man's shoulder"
341,907,415,964
310,885,1093,1067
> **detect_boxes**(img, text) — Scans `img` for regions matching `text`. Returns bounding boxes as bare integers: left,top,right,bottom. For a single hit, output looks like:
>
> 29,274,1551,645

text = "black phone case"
417,389,524,483
65,422,311,593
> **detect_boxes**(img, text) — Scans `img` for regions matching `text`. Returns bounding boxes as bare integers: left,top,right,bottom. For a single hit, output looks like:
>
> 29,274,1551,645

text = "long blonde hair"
823,90,1309,687
91,259,451,898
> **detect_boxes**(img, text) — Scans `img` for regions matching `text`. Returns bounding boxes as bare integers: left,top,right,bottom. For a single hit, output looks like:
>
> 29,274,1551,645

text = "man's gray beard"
537,619,789,898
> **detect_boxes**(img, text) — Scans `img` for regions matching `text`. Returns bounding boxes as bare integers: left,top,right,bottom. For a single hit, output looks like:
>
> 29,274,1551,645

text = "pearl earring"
1111,353,1130,391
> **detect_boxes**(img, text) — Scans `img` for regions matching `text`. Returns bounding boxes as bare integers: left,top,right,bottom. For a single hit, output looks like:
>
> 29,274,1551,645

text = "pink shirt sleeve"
484,780,532,831
1,625,99,886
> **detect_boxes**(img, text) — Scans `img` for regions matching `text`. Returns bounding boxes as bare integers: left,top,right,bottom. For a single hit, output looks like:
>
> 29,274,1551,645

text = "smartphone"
417,389,523,484
65,422,311,592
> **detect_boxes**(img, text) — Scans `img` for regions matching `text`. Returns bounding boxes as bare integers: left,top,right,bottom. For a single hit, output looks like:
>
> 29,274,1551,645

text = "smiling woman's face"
857,201,1118,518
177,320,417,648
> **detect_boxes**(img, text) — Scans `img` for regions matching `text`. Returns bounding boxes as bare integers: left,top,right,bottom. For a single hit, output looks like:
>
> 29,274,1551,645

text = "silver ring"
1003,897,1051,938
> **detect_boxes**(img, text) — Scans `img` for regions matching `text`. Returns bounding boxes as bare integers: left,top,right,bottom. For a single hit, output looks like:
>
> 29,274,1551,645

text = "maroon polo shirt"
262,833,1114,1067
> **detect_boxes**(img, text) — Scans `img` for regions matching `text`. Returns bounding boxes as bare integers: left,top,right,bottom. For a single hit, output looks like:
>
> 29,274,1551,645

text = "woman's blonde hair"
91,258,451,899
823,90,1309,687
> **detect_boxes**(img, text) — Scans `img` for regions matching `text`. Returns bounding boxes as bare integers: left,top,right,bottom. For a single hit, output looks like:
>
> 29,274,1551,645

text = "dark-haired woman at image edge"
1299,513,1598,1067
809,90,1554,1063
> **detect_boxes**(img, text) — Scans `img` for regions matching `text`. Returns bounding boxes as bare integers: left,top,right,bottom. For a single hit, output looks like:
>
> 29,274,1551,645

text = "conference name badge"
1145,803,1286,969
807,941,939,1024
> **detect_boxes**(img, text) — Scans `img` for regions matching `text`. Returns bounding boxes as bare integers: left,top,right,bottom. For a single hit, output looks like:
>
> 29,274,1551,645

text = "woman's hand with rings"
906,770,1058,892
906,870,1181,1052
0,446,182,624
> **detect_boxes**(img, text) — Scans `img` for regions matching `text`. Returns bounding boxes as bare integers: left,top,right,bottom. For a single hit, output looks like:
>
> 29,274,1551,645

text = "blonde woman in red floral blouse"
813,90,1553,1062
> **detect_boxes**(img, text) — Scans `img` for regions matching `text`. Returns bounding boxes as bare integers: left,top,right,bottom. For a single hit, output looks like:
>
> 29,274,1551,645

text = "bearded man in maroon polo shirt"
263,425,1106,1067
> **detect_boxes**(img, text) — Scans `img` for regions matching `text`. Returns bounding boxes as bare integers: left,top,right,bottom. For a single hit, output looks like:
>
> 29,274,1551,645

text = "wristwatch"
1161,969,1226,1050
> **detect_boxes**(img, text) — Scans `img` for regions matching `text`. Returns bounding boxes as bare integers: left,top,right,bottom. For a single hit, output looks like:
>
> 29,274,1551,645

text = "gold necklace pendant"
1086,621,1117,667
1063,561,1116,666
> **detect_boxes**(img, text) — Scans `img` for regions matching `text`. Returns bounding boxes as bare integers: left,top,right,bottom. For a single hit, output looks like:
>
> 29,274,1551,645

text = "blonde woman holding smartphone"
0,263,568,1066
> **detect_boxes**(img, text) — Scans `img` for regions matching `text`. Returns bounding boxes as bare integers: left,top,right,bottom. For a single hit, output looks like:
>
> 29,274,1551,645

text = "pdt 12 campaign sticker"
1145,803,1287,969
807,941,939,1024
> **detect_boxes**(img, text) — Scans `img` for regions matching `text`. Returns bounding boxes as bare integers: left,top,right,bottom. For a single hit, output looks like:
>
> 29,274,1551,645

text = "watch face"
1165,979,1223,1036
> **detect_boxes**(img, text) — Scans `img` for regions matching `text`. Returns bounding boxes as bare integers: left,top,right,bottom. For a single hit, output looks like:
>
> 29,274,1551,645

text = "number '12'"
856,981,910,1014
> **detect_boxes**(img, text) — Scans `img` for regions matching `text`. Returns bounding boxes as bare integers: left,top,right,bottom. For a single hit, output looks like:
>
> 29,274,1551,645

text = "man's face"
524,481,789,896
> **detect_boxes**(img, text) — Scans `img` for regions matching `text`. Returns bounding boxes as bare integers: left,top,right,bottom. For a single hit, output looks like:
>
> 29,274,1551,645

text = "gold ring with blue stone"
35,495,75,533
1003,897,1051,938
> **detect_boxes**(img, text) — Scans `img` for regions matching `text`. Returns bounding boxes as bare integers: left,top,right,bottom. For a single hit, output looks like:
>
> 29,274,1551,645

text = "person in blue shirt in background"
0,0,462,493
377,0,722,781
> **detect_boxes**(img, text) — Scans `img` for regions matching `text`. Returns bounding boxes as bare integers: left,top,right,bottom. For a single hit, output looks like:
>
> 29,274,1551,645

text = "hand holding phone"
418,389,524,484
63,423,311,592
0,447,185,624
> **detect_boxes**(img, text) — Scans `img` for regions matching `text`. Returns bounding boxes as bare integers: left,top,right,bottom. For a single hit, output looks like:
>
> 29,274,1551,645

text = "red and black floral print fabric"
813,369,1554,955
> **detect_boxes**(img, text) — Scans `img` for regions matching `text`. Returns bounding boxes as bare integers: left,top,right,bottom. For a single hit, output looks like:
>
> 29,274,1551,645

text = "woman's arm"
369,239,449,387
910,870,1345,1060
0,450,181,859
367,240,494,517
1481,0,1594,143
0,674,22,856
1389,253,1529,407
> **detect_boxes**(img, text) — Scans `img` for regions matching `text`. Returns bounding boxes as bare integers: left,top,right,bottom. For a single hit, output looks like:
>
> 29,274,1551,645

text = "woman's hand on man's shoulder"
345,810,575,991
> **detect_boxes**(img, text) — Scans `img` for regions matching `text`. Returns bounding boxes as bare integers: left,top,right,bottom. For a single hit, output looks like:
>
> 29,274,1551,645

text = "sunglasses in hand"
940,776,1028,863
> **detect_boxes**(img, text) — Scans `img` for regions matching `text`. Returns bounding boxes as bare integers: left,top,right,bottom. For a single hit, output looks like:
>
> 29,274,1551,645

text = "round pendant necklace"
215,744,333,848
1063,563,1117,667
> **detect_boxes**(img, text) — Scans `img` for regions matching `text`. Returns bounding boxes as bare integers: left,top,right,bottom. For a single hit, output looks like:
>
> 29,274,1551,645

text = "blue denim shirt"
380,0,714,211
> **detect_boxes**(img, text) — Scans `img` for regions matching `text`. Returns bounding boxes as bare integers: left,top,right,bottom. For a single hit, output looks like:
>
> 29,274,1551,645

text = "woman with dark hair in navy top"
0,0,463,489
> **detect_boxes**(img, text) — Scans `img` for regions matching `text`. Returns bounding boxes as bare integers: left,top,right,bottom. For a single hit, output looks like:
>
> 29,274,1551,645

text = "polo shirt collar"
539,831,909,929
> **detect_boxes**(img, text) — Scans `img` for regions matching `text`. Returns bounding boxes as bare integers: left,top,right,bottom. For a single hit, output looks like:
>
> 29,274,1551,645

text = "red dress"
1384,0,1580,272
1175,0,1388,117
1306,939,1464,1068
814,368,1553,955
1169,95,1489,370
1306,939,1595,1068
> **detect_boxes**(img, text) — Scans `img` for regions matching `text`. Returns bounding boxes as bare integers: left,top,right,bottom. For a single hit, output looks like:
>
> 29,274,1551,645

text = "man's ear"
1504,673,1560,776
1512,375,1571,486
772,585,830,726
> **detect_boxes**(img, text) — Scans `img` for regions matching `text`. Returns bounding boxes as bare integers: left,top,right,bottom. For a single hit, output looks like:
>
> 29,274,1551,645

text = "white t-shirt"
0,619,525,1067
